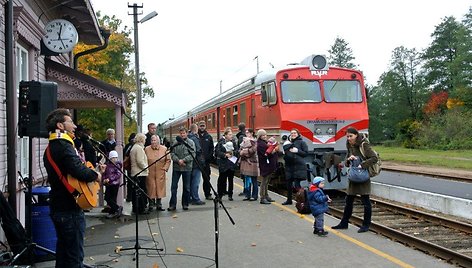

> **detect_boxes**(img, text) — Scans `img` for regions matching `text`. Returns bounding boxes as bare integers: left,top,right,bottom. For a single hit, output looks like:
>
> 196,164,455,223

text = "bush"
417,109,472,150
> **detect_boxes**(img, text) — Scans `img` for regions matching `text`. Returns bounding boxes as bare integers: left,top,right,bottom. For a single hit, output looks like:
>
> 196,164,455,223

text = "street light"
129,4,158,133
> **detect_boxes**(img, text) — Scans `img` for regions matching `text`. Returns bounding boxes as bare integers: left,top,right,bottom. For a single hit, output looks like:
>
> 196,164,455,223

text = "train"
161,54,369,189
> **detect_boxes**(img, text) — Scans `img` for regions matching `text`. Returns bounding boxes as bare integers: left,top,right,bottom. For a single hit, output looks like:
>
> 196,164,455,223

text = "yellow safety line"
228,177,414,268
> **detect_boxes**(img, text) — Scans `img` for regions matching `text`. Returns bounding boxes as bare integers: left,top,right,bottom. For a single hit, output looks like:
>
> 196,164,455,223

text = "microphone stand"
88,139,167,268
178,138,235,268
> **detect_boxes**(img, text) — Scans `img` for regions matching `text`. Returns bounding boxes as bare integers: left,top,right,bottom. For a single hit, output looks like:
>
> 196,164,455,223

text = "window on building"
16,43,29,177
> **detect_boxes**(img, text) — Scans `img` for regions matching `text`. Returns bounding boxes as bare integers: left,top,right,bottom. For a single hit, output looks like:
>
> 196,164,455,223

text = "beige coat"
145,145,171,198
130,143,148,177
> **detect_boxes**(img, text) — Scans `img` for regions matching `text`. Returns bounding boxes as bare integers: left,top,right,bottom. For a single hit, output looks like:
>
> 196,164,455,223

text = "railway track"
381,162,472,183
328,195,472,268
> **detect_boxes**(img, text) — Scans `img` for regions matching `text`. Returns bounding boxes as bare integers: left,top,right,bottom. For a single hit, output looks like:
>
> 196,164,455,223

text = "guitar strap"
45,146,80,198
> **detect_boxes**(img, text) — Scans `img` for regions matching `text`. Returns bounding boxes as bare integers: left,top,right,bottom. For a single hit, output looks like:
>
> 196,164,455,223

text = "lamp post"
129,4,157,133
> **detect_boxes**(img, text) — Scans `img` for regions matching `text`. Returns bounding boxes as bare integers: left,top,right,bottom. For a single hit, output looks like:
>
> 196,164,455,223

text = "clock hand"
58,24,63,40
61,39,66,49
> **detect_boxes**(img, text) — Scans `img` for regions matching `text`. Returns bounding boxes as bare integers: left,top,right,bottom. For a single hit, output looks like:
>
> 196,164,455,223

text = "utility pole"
129,3,143,133
254,56,259,74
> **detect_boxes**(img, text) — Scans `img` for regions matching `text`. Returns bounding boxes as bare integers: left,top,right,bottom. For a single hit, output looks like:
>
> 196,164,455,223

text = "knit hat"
109,150,119,159
223,141,234,152
312,176,324,185
256,129,267,139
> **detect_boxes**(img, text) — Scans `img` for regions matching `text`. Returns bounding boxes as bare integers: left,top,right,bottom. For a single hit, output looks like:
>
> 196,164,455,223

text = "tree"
327,37,357,69
422,16,471,93
368,46,427,142
73,13,154,140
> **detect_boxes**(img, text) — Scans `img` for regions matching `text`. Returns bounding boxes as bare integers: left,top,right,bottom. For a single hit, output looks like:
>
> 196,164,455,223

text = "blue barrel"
31,186,56,256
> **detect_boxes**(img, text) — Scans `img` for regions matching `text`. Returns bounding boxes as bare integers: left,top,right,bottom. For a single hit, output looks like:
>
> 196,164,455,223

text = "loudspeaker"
19,81,57,138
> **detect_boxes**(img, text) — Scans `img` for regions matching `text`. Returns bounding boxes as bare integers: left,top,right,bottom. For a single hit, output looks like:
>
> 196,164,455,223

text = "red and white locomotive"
162,54,369,189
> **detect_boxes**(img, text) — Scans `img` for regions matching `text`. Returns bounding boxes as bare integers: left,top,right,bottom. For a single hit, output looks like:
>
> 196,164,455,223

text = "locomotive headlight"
327,128,334,135
315,128,322,135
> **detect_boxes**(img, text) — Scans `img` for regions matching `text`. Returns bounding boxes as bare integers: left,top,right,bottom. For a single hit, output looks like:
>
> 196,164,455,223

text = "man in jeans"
197,121,214,200
43,108,102,267
188,124,206,205
168,127,195,211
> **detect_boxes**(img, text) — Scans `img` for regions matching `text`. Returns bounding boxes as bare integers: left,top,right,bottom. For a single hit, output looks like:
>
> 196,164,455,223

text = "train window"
226,107,231,127
323,80,362,102
240,102,246,125
268,82,277,105
233,105,238,127
212,113,216,128
280,80,321,103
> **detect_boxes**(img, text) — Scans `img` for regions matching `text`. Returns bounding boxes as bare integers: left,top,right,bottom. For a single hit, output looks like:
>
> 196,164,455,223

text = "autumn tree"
327,37,357,69
367,46,427,143
73,13,154,140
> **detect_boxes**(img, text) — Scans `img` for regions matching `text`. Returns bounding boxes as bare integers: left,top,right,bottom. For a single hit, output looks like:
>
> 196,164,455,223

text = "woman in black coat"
332,127,378,233
282,128,308,205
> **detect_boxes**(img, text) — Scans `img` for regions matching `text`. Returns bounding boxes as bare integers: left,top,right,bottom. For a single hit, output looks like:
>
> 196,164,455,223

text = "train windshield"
280,81,322,103
323,80,362,102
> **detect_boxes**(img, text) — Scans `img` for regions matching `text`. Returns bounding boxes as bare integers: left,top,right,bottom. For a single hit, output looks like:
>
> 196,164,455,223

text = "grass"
375,146,472,171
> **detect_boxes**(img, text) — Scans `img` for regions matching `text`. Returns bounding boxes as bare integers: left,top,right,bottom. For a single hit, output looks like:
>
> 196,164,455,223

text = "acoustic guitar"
67,161,99,209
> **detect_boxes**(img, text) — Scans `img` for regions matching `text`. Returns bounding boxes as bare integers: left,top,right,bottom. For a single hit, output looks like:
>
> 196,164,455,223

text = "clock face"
42,19,79,53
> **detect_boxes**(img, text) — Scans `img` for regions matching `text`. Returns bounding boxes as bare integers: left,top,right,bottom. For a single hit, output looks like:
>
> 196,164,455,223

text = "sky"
90,0,471,126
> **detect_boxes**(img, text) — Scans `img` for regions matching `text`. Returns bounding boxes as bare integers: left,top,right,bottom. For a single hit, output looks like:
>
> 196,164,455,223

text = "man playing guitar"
43,108,103,268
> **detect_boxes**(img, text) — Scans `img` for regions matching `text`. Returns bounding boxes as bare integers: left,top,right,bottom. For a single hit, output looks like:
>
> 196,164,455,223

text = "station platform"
34,168,454,268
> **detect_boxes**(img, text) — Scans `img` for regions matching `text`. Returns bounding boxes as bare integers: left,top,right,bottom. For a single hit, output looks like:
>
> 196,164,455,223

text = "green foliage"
327,36,357,69
396,119,422,148
417,109,472,150
422,16,472,93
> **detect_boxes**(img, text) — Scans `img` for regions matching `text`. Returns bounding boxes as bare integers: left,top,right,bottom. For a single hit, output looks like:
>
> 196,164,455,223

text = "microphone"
84,134,104,146
174,136,194,151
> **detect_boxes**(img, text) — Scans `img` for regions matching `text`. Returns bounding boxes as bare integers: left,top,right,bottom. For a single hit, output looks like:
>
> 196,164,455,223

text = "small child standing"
307,176,331,236
103,150,123,218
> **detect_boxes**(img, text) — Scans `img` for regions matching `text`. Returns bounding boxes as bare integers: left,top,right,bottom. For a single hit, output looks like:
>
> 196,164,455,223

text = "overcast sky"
91,0,471,126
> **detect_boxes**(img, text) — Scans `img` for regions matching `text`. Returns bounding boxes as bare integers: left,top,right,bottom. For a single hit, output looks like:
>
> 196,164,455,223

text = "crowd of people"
43,109,378,267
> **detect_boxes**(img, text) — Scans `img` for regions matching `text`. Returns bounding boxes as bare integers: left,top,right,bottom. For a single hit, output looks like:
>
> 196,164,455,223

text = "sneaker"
266,197,275,202
260,199,271,205
358,226,369,233
167,207,176,211
249,198,257,201
182,206,189,210
282,200,293,205
238,192,245,196
242,197,250,201
228,196,233,201
205,195,214,200
317,230,329,237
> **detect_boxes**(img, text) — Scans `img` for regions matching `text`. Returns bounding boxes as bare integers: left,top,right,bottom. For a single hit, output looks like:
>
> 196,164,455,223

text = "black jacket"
283,135,308,179
215,137,239,172
44,138,98,212
198,130,214,163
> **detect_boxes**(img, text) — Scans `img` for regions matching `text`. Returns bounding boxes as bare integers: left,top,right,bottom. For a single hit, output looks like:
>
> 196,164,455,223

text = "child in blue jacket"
307,176,331,236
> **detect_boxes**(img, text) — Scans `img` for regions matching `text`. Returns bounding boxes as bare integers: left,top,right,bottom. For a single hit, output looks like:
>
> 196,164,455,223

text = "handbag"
348,157,370,183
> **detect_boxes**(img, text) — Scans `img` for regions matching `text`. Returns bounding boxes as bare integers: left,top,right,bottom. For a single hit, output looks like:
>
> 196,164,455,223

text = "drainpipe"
5,0,17,212
73,28,111,69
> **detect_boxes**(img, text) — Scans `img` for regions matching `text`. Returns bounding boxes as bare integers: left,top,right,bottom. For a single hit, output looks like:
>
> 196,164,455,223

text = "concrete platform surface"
33,168,454,268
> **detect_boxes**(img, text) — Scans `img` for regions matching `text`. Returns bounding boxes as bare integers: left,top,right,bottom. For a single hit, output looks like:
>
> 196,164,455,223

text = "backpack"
359,141,381,177
294,188,311,214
